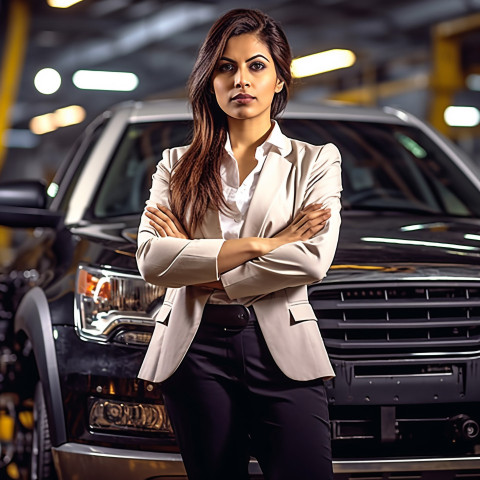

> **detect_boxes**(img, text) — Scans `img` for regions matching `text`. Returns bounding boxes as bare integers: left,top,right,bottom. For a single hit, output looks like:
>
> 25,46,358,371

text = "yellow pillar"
429,13,480,135
0,0,31,263
429,34,463,135
0,0,31,167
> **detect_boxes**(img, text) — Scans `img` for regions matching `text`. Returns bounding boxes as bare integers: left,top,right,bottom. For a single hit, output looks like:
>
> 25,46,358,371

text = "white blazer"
136,132,342,383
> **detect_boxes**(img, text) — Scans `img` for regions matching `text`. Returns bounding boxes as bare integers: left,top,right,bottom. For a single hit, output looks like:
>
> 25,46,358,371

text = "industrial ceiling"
3,0,480,181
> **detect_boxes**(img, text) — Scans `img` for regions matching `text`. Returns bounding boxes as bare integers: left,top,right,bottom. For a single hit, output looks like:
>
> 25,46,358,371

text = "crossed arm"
136,143,342,297
145,202,332,290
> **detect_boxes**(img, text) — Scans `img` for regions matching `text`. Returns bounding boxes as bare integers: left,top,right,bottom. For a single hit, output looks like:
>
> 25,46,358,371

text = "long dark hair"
170,9,293,236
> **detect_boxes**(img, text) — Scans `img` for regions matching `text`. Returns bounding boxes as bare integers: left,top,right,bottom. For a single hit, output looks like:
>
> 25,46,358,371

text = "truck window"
93,120,191,218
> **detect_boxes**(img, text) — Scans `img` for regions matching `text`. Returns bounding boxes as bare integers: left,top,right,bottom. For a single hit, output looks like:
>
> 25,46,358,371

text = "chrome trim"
98,314,153,336
52,444,187,479
51,443,262,479
75,311,154,343
52,443,480,478
313,280,480,358
354,372,453,378
334,456,480,473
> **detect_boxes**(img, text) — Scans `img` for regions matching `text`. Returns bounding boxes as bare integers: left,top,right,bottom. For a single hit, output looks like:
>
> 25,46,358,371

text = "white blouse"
209,120,287,304
219,120,286,239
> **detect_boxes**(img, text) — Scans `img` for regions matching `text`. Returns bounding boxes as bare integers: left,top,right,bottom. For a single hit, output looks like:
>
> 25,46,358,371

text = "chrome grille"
309,283,480,358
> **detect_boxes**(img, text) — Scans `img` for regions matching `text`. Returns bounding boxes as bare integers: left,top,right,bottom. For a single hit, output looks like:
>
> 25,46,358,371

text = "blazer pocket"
288,302,318,323
154,302,172,325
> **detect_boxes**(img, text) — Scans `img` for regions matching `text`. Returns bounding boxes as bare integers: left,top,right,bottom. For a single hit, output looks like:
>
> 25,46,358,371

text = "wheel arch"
14,286,67,447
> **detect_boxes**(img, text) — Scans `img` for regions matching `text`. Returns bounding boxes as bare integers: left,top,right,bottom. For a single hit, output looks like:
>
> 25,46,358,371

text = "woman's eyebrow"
246,54,270,63
219,54,270,63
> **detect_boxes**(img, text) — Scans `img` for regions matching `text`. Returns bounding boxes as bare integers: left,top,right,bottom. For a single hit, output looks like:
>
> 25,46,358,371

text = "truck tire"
30,382,56,480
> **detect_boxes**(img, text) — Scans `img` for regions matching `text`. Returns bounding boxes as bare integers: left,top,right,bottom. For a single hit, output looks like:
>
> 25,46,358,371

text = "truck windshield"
93,118,480,219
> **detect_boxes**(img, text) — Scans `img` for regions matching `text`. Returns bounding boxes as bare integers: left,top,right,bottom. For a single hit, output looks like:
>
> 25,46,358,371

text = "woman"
136,8,342,480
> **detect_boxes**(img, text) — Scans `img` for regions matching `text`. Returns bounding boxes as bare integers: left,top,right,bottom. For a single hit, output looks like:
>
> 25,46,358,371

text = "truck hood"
72,211,480,281
328,210,480,283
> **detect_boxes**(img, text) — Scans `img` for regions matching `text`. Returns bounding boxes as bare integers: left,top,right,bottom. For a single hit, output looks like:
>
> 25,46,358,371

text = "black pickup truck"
1,99,480,480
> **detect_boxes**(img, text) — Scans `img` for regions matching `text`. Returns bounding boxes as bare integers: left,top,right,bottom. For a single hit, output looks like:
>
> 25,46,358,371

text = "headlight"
89,397,173,434
75,264,165,343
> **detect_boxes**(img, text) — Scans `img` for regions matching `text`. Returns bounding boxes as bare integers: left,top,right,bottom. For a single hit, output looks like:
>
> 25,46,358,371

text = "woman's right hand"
273,203,331,245
145,204,190,240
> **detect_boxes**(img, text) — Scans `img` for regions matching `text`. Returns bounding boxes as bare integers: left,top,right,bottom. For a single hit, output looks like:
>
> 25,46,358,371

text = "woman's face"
212,33,284,122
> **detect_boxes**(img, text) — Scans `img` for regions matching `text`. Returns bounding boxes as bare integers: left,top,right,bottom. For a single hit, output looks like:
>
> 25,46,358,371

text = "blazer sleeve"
221,143,342,299
136,148,224,288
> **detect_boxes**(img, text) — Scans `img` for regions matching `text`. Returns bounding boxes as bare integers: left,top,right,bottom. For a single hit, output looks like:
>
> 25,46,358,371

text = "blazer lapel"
241,151,293,237
196,130,293,239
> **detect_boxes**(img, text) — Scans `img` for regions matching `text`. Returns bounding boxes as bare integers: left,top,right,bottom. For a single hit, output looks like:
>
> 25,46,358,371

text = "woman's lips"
232,94,255,104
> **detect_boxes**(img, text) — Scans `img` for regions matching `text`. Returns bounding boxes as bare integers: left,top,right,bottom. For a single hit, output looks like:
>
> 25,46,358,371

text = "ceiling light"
291,49,356,78
444,106,480,127
34,68,61,95
72,70,139,91
47,0,84,8
30,105,86,135
30,113,57,135
54,105,86,127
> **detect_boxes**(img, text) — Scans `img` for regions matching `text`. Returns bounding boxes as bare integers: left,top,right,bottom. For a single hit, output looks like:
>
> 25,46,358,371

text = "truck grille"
309,282,480,359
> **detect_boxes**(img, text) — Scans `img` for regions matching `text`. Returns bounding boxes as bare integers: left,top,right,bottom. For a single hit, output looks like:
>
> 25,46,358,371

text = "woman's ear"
275,78,284,93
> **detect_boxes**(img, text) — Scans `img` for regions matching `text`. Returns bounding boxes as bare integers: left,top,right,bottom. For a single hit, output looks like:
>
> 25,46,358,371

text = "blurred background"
2,0,480,185
2,4,480,478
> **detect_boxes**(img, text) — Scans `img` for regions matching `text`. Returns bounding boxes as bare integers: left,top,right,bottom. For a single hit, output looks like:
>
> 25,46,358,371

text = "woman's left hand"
145,205,190,239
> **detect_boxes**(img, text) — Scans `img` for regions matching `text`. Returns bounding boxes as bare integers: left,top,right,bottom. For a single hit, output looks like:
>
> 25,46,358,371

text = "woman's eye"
218,63,234,72
250,61,266,71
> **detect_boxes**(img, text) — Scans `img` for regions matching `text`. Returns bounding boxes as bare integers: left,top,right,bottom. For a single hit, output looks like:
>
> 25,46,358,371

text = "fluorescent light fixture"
465,234,480,242
47,0,83,7
34,68,62,95
444,106,480,127
30,113,57,135
72,70,139,91
55,105,86,127
361,236,479,252
291,49,356,78
30,105,86,135
466,74,480,91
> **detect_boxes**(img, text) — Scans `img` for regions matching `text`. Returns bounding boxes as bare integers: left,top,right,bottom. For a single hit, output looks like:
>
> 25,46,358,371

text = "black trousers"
161,305,333,480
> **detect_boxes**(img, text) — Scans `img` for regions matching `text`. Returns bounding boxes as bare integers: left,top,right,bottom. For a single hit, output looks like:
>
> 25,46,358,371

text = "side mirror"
0,180,64,228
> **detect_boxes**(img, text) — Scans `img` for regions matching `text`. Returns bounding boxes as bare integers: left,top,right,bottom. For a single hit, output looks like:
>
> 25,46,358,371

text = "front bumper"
52,442,480,479
52,443,188,479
